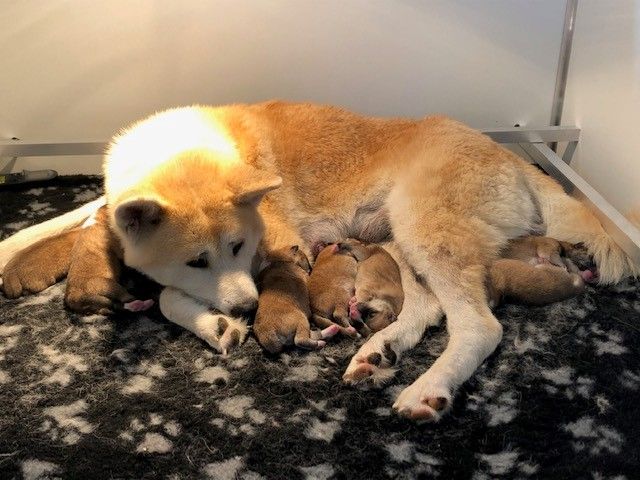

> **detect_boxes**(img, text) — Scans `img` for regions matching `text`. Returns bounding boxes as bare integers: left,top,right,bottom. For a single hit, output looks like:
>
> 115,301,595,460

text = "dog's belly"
299,199,392,247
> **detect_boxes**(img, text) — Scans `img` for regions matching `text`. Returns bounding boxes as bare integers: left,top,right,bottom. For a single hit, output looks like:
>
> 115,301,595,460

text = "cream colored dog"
1,101,636,422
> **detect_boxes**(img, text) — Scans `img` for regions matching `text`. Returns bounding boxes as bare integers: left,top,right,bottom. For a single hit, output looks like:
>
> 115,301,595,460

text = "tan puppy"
308,243,360,337
488,236,591,307
339,239,404,334
254,245,338,353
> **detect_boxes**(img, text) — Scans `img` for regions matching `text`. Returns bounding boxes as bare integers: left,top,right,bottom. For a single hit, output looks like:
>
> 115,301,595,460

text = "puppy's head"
261,245,311,274
356,298,397,333
111,156,281,317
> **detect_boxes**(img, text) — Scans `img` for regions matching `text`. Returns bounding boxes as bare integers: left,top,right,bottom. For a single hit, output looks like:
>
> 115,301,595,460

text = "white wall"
564,0,640,219
0,0,565,175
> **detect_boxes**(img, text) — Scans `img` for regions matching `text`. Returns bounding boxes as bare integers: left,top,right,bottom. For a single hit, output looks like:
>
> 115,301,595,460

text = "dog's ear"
114,198,163,242
231,166,282,207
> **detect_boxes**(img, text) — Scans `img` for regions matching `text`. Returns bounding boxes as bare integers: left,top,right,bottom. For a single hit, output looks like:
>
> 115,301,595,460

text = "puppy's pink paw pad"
320,324,340,339
349,302,361,320
123,299,155,312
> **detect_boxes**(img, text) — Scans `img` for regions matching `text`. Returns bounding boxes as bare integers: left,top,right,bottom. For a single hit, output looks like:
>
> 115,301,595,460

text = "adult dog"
0,101,635,421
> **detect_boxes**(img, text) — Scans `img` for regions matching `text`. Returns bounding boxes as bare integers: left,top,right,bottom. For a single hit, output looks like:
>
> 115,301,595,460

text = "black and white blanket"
1,176,639,479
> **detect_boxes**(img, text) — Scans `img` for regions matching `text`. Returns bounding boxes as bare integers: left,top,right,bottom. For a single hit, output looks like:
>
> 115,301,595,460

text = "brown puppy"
254,245,338,353
488,236,591,307
339,240,404,334
308,242,360,337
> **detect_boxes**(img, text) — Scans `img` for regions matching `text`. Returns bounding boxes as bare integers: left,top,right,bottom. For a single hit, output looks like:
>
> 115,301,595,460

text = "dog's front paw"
201,313,248,355
343,339,397,387
65,276,135,315
392,377,452,423
2,265,59,298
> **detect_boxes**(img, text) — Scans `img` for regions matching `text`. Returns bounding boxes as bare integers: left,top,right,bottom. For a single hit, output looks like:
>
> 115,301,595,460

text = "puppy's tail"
0,196,106,273
525,164,639,284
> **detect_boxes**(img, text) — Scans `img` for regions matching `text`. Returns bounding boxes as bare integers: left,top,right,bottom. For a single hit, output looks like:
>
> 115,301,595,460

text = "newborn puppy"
340,240,404,334
308,242,360,337
488,236,590,307
254,245,338,354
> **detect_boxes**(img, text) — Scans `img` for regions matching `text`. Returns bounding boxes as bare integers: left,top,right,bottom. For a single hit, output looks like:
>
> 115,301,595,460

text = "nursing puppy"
254,245,338,353
488,236,590,307
339,239,404,334
308,243,360,337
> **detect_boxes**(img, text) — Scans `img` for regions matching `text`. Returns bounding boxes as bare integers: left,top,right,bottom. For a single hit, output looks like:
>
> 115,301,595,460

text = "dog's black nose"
230,299,258,318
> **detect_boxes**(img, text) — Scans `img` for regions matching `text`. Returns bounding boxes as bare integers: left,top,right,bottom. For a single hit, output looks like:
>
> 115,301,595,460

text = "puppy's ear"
230,165,282,207
114,198,163,242
290,245,299,254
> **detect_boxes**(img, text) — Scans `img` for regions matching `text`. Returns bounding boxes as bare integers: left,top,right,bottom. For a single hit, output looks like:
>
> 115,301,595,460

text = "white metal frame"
2,125,640,265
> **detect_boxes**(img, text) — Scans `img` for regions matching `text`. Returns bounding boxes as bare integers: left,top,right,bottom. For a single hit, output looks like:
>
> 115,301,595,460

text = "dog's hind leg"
390,207,506,421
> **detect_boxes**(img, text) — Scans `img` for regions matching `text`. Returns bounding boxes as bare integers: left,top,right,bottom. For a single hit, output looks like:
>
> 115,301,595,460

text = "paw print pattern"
119,413,182,454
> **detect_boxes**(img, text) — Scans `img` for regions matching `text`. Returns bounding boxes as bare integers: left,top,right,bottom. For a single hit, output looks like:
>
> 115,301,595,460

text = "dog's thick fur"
0,101,636,421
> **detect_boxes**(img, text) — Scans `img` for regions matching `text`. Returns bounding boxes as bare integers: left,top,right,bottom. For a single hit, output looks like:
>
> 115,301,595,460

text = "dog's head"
109,147,281,316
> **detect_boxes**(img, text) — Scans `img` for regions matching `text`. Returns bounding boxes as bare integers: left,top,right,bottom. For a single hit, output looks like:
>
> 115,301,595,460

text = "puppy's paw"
343,340,397,387
201,313,248,355
392,378,452,423
123,299,155,312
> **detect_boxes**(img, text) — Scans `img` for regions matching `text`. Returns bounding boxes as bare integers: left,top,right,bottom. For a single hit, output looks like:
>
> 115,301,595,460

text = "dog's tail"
525,164,639,284
0,196,106,273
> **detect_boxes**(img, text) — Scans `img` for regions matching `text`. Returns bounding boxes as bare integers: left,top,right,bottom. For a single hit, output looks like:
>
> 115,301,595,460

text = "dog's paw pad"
392,381,452,423
342,363,376,384
343,341,398,386
366,352,382,366
424,396,448,411
396,405,435,421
